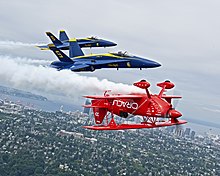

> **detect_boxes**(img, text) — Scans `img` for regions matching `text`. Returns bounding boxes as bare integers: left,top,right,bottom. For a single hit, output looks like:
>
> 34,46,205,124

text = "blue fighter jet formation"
38,30,161,72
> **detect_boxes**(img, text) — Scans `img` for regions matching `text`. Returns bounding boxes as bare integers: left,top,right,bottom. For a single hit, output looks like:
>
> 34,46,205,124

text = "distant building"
191,131,196,140
184,128,191,136
175,128,184,137
0,99,3,106
59,105,63,112
167,126,175,133
171,126,175,133
83,99,91,115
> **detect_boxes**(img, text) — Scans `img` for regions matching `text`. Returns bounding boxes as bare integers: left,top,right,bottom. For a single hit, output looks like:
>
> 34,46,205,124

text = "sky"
0,0,219,126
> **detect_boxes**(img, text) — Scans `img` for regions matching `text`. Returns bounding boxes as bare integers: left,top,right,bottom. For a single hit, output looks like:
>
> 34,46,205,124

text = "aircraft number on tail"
112,100,138,110
55,51,64,58
51,36,56,41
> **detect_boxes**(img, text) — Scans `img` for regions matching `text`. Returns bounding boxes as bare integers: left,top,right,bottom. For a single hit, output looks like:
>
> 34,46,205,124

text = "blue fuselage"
51,54,161,72
56,39,117,50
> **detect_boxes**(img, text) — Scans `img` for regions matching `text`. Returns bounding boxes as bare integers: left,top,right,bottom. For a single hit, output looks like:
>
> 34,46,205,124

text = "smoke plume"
0,40,43,49
0,55,142,102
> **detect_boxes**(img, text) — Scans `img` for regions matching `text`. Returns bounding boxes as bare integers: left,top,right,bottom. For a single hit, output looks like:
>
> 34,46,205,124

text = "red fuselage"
108,94,171,118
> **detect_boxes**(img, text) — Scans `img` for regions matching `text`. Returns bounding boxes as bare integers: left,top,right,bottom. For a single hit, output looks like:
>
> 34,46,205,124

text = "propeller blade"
172,90,181,108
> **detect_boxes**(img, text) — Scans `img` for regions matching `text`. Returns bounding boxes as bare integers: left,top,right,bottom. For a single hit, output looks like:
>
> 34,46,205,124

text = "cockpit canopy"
110,51,132,57
88,36,98,40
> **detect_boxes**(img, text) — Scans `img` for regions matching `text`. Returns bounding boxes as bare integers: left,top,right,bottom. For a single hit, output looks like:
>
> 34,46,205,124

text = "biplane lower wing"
83,119,187,130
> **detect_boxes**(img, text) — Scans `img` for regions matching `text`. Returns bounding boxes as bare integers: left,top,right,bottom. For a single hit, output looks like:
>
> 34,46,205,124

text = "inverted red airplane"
83,80,187,130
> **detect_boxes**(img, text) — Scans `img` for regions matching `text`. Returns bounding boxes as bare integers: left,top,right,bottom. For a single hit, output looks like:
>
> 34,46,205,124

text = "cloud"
0,55,143,102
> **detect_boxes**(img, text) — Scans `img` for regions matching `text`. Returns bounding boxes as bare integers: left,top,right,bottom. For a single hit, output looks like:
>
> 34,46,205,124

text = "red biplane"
83,80,187,130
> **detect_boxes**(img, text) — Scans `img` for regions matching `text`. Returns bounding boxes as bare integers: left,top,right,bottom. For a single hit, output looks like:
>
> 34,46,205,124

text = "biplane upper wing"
162,95,182,98
84,94,143,99
161,95,182,104
83,105,107,108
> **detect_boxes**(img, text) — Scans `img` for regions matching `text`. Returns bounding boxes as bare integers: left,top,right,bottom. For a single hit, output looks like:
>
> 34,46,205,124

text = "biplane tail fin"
85,99,107,124
93,107,107,124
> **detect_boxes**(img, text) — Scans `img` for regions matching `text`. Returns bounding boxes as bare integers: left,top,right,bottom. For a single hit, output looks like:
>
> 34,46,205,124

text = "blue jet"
47,39,161,72
37,30,117,50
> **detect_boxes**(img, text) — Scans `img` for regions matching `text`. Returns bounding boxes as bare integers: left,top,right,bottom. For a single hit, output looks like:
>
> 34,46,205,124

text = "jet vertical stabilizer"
48,44,73,63
59,30,69,41
46,32,63,46
69,38,84,57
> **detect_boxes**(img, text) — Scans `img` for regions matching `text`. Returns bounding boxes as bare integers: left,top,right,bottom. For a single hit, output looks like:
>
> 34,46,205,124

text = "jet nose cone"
108,41,117,46
143,60,161,68
138,57,161,68
150,61,161,68
102,40,117,47
112,42,117,46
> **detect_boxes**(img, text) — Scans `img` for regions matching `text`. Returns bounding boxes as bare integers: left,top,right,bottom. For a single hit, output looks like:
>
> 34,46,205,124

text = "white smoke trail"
0,40,44,49
0,55,143,102
0,55,50,66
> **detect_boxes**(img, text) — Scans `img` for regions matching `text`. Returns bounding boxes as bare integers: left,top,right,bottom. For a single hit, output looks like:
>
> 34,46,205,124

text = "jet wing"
67,59,130,71
84,94,143,99
56,43,69,49
37,43,68,50
70,64,90,71
87,59,129,66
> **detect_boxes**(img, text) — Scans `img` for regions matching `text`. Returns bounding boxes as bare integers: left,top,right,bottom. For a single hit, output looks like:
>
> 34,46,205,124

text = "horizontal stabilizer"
36,45,49,50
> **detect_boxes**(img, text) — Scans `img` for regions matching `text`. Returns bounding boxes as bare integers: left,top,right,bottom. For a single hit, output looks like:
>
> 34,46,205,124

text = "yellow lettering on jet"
108,64,118,67
127,62,131,67
55,51,64,58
